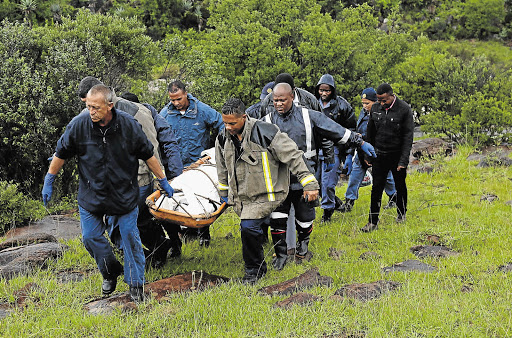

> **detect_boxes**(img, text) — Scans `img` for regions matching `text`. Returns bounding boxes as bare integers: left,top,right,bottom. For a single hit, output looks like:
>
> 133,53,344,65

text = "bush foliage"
0,181,45,234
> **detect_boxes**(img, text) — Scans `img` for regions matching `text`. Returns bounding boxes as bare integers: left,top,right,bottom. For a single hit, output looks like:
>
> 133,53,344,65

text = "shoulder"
250,120,279,148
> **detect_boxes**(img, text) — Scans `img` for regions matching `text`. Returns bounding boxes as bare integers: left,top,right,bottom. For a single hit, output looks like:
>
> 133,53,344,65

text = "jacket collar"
167,93,199,117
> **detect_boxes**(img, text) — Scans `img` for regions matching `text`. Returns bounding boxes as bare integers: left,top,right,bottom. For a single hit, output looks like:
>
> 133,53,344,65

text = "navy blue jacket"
55,108,154,215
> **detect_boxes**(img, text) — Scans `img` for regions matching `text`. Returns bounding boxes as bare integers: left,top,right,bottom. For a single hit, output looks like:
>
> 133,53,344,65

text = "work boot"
241,272,265,285
361,222,378,233
321,208,334,223
338,198,354,213
295,231,312,262
271,232,288,271
241,228,267,279
101,264,123,295
334,196,344,211
198,226,211,247
129,286,145,303
384,193,397,209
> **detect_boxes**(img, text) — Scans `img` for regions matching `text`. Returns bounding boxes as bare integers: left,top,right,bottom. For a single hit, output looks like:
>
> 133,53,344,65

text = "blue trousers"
315,148,342,210
345,152,396,200
240,218,268,277
79,206,145,287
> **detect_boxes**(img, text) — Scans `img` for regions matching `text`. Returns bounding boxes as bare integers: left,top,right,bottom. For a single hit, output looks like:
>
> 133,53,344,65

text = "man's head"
376,83,394,109
167,80,189,111
272,83,295,114
221,98,247,137
361,87,378,112
86,84,114,126
121,92,140,103
315,74,336,102
274,73,295,89
78,76,103,101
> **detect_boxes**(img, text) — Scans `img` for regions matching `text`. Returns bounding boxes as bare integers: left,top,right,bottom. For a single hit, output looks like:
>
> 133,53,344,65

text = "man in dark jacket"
246,82,274,119
264,83,376,269
362,83,414,232
314,74,356,222
216,98,320,284
42,85,175,302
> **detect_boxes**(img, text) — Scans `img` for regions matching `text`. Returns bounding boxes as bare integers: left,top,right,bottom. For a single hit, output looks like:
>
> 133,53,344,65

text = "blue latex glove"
157,177,174,197
220,196,228,204
323,162,335,171
42,173,56,206
343,154,353,175
360,142,376,158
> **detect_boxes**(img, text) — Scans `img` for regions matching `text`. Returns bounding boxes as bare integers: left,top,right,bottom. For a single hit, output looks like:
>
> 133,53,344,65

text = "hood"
315,74,337,99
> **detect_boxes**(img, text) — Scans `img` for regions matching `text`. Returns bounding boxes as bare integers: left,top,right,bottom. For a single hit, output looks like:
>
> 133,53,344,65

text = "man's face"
86,92,113,125
273,88,294,114
318,84,332,102
361,98,375,112
377,92,394,109
169,89,190,111
222,113,246,137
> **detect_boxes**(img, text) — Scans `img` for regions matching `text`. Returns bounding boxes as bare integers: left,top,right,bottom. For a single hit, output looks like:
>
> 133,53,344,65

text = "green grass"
1,145,512,337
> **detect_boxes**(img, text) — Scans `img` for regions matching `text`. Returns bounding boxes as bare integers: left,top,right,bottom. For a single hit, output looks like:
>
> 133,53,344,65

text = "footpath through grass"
1,145,512,337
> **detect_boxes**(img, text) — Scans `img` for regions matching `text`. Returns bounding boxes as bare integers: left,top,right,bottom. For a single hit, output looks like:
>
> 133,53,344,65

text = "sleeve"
215,135,229,198
399,105,415,167
55,121,77,160
153,113,184,178
205,105,225,134
269,130,320,191
132,119,154,161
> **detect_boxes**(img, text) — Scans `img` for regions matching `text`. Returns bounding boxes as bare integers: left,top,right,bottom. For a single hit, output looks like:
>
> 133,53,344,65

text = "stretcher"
145,149,228,229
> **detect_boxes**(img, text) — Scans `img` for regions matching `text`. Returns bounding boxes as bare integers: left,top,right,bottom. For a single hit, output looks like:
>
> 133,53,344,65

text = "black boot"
241,229,267,283
321,208,334,223
295,231,313,262
334,196,344,211
161,222,182,258
338,198,354,213
198,226,211,247
271,232,288,271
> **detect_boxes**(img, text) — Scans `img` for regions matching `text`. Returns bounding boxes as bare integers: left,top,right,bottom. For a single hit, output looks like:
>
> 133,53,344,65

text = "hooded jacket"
216,117,319,219
315,74,356,131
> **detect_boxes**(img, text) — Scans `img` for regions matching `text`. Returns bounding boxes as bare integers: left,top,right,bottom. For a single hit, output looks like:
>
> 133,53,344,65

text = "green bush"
0,181,46,235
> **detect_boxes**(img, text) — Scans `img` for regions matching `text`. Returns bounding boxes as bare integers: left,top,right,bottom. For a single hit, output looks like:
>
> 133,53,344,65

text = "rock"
258,268,333,296
85,271,230,315
422,234,441,245
0,283,41,319
0,233,57,251
332,280,401,302
359,251,381,260
480,194,498,203
382,260,436,273
410,138,453,160
410,245,458,258
0,242,68,280
274,292,321,309
224,232,233,240
505,200,512,206
416,165,434,174
57,270,87,284
498,263,512,272
4,215,81,241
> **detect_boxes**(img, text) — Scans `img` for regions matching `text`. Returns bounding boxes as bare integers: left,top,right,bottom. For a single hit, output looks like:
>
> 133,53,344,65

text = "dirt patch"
332,280,401,302
328,248,345,260
274,292,322,309
410,245,458,258
359,251,381,260
4,215,81,241
382,260,436,273
0,283,42,319
57,270,90,284
258,268,332,296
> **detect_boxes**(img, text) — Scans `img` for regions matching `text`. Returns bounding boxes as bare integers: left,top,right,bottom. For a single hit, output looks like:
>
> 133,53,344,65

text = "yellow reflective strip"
261,152,275,202
300,174,317,186
218,182,229,190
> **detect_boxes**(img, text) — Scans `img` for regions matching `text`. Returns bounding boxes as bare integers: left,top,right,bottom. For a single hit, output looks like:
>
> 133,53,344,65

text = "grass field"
1,145,512,337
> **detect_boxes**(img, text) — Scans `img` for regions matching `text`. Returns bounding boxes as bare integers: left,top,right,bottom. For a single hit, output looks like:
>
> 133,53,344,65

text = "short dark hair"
275,73,295,89
376,83,393,95
88,84,113,104
121,92,140,103
168,80,186,94
222,98,246,116
78,76,102,99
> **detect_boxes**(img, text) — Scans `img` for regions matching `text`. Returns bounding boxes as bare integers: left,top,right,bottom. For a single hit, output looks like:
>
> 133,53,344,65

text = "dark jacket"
259,87,322,118
366,96,414,167
245,101,263,119
264,105,364,190
216,117,319,219
315,74,356,130
55,109,154,215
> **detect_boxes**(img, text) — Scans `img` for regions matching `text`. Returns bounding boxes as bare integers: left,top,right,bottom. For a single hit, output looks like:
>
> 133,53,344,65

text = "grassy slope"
1,145,512,337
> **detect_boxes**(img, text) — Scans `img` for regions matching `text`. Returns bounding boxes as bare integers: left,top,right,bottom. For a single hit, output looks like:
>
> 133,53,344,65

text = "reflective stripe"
270,212,288,219
302,107,315,159
218,182,229,191
265,114,271,123
261,152,275,202
296,219,313,228
300,174,317,186
340,128,351,144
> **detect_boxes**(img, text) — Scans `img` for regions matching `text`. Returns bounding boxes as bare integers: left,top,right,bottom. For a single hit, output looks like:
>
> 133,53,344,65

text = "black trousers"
369,152,407,224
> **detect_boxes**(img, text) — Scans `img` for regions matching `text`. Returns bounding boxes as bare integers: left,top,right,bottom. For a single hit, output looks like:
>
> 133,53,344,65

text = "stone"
274,292,321,309
422,234,441,245
359,251,381,260
0,233,57,251
505,200,512,206
57,270,87,284
4,215,81,241
480,194,498,203
382,260,436,273
332,280,401,302
258,268,333,296
410,138,453,160
410,245,458,258
498,263,512,272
